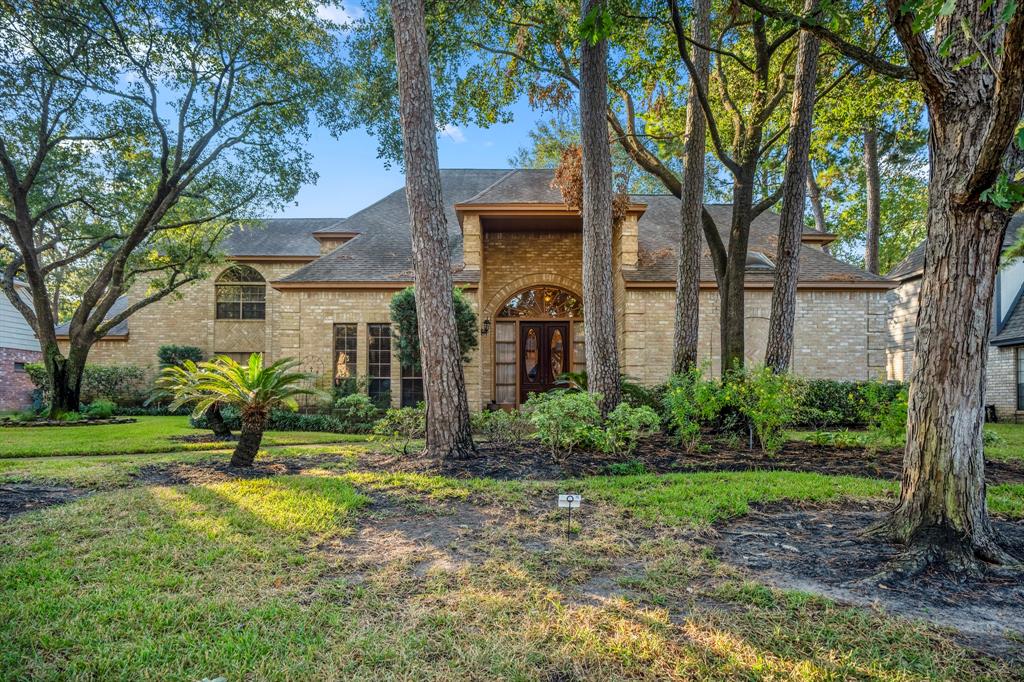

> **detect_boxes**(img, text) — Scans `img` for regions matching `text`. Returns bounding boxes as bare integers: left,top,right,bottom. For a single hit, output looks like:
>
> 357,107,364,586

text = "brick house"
60,168,894,410
886,213,1024,420
1,279,42,410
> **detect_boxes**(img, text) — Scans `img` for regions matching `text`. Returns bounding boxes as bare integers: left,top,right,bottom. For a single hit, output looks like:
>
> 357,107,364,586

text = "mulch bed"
714,500,1024,659
356,434,1024,485
0,484,90,520
0,418,137,427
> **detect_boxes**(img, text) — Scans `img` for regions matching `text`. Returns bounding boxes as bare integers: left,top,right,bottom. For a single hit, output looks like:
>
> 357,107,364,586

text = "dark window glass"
368,324,391,405
14,362,26,372
1018,347,1024,411
215,265,266,320
401,362,423,407
333,324,357,385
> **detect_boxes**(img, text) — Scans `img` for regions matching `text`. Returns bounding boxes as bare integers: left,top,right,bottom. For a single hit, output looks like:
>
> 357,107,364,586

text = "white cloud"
316,3,361,25
439,124,466,143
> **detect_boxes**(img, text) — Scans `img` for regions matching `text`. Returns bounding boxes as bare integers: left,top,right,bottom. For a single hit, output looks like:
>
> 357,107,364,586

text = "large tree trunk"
719,172,755,373
863,123,881,274
578,0,621,416
672,0,710,375
390,0,476,459
43,341,85,416
230,418,266,467
806,170,826,233
766,2,819,373
874,143,1020,570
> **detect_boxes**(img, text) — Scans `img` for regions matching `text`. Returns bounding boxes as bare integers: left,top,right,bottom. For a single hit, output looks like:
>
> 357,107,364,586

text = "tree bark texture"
230,427,264,467
206,404,232,439
390,0,476,459
863,123,881,274
874,0,1024,569
672,0,710,375
579,0,622,416
765,1,820,373
806,171,826,233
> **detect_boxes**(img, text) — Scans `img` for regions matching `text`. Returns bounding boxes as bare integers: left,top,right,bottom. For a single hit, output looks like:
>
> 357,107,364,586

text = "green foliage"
389,287,479,371
600,404,660,457
471,409,534,446
983,428,1006,447
861,385,908,446
372,405,426,455
24,363,148,406
332,394,382,434
157,345,204,368
524,391,603,457
804,430,872,449
604,459,649,476
721,368,800,454
663,368,724,452
794,379,905,428
58,411,82,423
83,399,116,419
191,408,357,434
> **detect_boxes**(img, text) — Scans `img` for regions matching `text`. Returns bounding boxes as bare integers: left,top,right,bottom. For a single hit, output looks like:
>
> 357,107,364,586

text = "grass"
1,464,1017,680
0,416,367,458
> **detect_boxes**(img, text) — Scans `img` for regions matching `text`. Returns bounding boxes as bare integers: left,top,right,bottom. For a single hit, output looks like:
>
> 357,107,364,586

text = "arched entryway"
492,286,585,406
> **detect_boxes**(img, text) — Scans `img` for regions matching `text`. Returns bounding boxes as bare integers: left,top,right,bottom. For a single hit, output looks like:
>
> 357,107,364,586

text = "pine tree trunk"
806,171,826,234
874,134,1021,572
719,172,754,373
672,0,709,375
766,1,819,373
390,0,476,459
579,0,622,416
863,123,881,275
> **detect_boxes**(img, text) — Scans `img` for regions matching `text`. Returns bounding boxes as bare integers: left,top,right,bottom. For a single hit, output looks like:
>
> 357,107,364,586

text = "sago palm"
152,360,232,439
168,354,315,467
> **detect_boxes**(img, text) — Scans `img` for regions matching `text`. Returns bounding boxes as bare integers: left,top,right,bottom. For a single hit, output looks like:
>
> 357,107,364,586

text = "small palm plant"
152,360,232,439
166,354,315,467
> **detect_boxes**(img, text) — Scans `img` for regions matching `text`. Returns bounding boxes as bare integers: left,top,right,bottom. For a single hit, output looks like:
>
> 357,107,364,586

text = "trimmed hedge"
794,379,905,428
24,363,149,406
191,407,353,433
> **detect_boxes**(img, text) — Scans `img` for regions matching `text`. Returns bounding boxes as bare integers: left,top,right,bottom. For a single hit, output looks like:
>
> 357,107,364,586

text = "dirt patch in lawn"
168,433,238,444
133,455,352,487
714,500,1024,659
356,435,1024,484
0,483,90,520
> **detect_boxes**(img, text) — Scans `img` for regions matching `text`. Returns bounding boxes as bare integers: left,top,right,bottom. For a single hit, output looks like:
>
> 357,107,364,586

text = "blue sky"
276,98,546,220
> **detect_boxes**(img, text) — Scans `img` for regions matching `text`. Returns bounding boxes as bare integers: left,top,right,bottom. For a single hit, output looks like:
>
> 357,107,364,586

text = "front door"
519,321,569,404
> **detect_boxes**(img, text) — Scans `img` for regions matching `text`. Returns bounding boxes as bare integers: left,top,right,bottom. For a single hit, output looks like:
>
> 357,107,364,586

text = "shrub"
83,399,116,419
524,390,603,457
24,363,148,406
862,385,908,446
333,393,381,434
372,404,426,455
723,367,800,454
600,403,660,456
157,345,204,367
663,367,726,451
390,286,478,370
471,408,534,446
605,459,648,476
984,429,1005,447
192,407,354,433
794,379,905,428
621,380,667,411
58,411,81,422
113,405,191,416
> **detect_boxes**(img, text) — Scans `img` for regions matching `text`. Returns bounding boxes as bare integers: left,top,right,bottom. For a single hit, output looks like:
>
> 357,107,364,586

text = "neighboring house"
1,279,42,410
59,168,893,410
887,213,1024,419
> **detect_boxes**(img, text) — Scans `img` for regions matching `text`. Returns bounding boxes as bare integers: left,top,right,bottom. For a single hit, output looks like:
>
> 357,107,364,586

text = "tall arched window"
215,265,266,320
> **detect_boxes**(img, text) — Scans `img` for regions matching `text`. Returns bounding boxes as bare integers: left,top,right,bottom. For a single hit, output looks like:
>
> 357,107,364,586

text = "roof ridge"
458,169,519,204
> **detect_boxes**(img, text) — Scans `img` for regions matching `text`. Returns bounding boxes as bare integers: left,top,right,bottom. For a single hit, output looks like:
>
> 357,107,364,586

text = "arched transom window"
215,265,266,320
497,286,583,319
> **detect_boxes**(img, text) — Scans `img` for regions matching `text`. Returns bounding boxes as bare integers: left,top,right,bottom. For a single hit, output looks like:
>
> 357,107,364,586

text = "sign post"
557,493,581,541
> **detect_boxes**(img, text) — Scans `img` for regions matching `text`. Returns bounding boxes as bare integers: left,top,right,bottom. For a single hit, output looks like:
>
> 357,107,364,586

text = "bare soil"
358,434,1024,484
0,483,89,520
168,433,237,443
715,500,1024,659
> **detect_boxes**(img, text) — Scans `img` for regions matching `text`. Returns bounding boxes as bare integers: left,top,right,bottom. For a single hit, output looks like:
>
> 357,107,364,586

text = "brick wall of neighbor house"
622,287,889,384
0,347,43,410
986,344,1020,419
886,277,921,382
58,261,302,375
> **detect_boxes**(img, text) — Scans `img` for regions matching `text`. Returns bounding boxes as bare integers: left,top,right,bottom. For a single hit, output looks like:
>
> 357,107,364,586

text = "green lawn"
0,416,367,458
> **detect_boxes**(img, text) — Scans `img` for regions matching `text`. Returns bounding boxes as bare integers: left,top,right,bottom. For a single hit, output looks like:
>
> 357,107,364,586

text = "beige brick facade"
69,227,896,412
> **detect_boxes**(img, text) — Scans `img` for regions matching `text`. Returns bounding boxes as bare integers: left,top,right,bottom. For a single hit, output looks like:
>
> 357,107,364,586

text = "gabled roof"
993,293,1024,346
280,169,511,284
220,218,348,259
54,295,129,338
280,168,886,287
888,213,1024,282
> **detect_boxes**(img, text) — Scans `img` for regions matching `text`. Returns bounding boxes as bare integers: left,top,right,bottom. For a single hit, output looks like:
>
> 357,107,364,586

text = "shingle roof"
888,213,1024,282
55,295,129,337
281,168,886,286
281,169,511,283
220,217,347,258
993,293,1024,346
